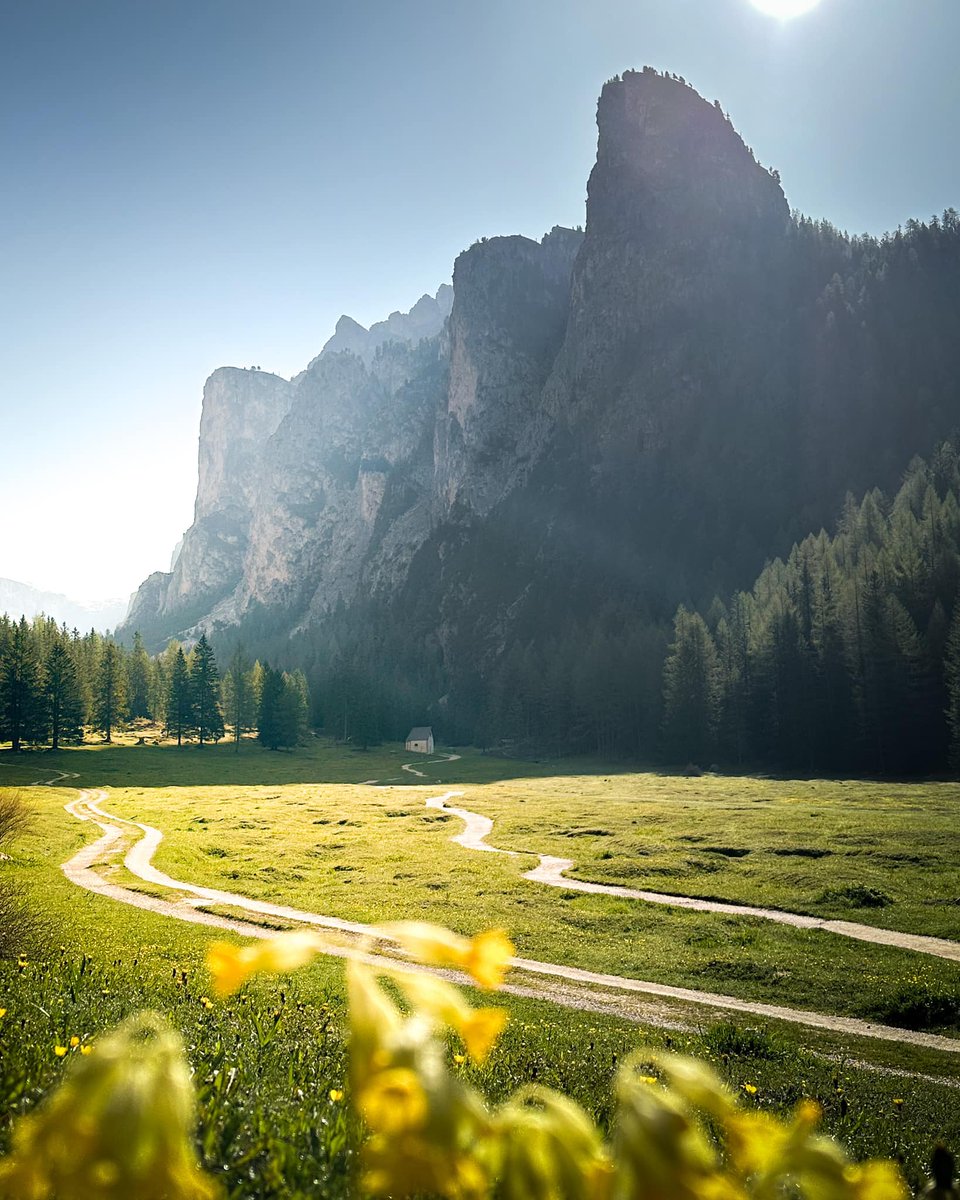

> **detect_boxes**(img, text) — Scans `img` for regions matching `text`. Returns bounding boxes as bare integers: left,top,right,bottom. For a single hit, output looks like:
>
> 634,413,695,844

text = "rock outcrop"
121,68,960,680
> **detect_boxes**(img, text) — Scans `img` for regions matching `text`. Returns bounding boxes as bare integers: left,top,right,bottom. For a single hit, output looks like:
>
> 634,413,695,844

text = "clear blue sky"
1,0,957,603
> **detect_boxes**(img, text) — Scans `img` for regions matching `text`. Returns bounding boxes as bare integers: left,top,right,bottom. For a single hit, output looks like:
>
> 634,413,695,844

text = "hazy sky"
1,0,957,604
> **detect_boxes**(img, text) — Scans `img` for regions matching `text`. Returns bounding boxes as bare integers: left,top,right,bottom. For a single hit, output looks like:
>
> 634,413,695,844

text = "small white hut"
405,726,434,754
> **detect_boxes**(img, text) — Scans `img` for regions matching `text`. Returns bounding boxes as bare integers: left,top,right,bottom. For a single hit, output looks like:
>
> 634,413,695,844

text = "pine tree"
257,664,289,750
44,638,85,749
0,618,43,751
945,605,960,773
284,669,310,745
224,644,256,752
191,634,224,746
126,631,153,721
165,648,194,747
94,642,127,743
661,608,719,765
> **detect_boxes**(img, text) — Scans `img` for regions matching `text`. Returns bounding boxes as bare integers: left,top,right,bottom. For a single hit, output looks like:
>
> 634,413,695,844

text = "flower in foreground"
206,929,325,996
380,921,515,990
0,1012,218,1199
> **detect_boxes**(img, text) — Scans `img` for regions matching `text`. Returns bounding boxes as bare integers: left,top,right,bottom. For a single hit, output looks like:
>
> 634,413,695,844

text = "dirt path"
421,792,960,964
59,787,960,1056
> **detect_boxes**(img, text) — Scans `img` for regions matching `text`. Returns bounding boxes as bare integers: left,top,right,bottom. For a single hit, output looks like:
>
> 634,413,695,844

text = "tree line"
0,623,310,752
347,441,960,777
661,442,960,776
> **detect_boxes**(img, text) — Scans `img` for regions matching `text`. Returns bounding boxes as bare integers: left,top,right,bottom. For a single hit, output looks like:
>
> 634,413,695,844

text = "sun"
749,0,823,17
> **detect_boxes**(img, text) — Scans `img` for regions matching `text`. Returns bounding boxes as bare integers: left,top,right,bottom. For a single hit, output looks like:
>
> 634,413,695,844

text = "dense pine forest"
262,440,960,776
4,443,960,775
0,623,310,752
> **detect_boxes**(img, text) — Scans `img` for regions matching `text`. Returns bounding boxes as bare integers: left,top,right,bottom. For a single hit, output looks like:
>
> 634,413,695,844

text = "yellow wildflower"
653,1050,734,1118
892,1098,904,1108
497,1085,614,1200
462,1007,509,1065
80,1046,93,1056
380,921,515,989
0,1013,218,1199
206,930,324,996
54,1045,68,1057
0,1008,6,1019
69,1036,80,1048
843,1160,910,1200
392,970,508,1064
465,929,515,990
200,996,214,1011
329,1088,344,1102
359,1067,428,1135
453,1054,467,1065
743,1083,758,1095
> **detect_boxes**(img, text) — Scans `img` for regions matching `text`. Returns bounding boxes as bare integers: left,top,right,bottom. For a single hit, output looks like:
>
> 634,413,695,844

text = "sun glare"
749,0,823,18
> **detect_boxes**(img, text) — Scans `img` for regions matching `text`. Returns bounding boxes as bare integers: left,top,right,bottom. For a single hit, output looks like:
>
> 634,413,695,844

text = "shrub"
0,792,42,959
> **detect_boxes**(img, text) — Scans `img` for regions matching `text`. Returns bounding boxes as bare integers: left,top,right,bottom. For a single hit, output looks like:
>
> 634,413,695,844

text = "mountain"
121,68,960,752
0,578,126,632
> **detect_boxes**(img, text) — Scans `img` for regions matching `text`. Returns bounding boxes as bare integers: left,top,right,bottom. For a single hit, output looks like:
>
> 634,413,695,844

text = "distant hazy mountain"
0,577,126,631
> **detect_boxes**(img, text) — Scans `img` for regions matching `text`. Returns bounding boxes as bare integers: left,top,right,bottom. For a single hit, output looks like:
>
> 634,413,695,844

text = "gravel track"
422,789,960,963
59,785,960,1056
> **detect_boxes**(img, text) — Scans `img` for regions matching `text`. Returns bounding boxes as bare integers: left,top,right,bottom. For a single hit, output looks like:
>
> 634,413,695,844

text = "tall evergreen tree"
126,631,153,721
284,669,310,745
257,664,291,750
93,642,127,743
945,605,960,773
191,634,224,746
44,638,85,749
165,648,194,747
224,644,256,752
661,608,719,765
0,617,43,751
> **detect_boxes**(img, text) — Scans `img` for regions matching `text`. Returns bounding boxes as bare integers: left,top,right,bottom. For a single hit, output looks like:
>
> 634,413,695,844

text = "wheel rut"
57,777,960,1058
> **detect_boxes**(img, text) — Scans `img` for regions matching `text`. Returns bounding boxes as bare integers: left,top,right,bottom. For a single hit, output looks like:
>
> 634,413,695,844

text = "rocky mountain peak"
588,67,789,240
315,283,453,367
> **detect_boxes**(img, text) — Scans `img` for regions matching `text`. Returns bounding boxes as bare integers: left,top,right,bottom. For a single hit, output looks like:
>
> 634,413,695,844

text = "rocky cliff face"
122,69,960,677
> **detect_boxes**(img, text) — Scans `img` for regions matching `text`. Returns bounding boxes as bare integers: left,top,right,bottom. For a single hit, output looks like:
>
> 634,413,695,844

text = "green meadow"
1,737,958,1195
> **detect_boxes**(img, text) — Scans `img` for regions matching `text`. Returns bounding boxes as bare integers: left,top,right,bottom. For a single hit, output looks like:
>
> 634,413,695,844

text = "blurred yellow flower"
0,1014,218,1199
391,970,508,1064
359,1068,428,1135
843,1159,909,1200
69,1036,80,1048
329,1089,344,1102
0,1008,6,1019
380,922,515,990
200,996,214,1011
743,1083,758,1095
54,1045,67,1057
206,930,324,996
453,1054,467,1065
462,1008,509,1065
80,1046,93,1056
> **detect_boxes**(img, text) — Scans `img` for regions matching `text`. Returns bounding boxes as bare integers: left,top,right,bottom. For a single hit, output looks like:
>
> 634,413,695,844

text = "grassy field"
20,737,959,1035
1,737,959,1194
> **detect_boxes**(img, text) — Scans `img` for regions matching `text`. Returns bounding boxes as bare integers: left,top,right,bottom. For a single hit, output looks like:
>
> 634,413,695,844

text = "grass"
1,736,959,1194
19,738,957,1035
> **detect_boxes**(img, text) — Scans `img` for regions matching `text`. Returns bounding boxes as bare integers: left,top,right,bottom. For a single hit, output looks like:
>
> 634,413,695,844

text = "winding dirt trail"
421,792,960,964
59,785,960,1055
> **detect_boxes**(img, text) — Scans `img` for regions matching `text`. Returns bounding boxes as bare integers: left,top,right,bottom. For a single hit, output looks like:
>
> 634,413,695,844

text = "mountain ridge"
120,68,960,755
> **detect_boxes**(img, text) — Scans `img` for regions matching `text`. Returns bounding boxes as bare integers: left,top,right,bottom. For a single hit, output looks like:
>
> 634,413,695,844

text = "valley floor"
1,738,958,1193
